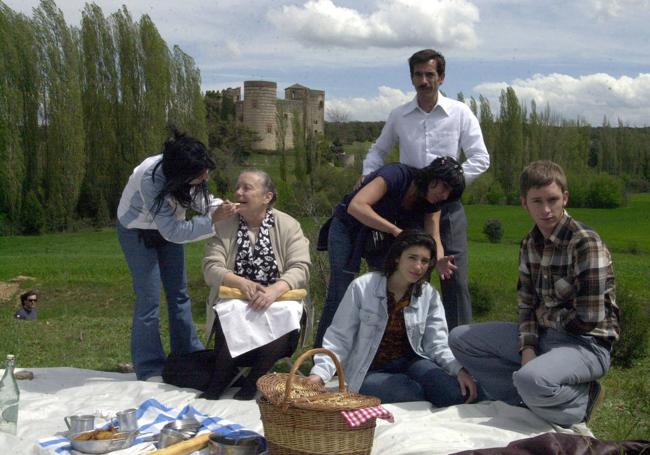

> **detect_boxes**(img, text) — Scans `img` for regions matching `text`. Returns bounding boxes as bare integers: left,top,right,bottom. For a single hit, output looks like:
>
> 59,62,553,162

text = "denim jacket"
311,272,462,392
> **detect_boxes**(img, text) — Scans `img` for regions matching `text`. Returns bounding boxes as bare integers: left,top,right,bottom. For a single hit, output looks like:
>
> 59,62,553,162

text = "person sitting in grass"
449,160,619,427
308,230,479,407
15,290,38,320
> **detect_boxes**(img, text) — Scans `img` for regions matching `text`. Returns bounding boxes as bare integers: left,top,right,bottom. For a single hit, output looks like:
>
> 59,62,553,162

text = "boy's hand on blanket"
457,368,478,403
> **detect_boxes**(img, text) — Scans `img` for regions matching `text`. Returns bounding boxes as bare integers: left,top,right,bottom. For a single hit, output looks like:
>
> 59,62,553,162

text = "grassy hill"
1,189,648,440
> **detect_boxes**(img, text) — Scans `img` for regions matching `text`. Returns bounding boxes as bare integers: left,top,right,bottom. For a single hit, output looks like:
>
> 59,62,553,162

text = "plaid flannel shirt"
517,212,619,351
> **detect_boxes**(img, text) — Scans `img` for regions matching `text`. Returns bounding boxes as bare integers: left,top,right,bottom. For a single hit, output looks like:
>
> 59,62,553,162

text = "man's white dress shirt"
362,94,489,183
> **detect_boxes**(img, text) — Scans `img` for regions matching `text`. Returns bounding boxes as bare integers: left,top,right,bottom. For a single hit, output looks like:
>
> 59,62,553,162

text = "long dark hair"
151,128,216,216
413,156,465,202
383,230,436,297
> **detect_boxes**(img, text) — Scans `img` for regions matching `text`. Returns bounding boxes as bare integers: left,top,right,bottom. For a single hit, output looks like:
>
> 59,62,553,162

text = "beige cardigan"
202,208,311,335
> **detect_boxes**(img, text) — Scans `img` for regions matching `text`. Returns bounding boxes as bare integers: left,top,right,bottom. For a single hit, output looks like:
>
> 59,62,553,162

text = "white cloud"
474,73,650,126
268,0,479,49
327,86,414,121
588,0,650,18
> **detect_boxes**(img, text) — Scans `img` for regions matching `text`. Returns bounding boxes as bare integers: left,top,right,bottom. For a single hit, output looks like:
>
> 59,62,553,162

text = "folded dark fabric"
317,216,332,251
162,350,216,391
451,433,650,455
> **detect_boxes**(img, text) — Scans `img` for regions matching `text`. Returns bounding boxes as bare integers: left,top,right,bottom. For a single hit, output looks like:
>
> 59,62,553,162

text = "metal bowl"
162,418,200,435
69,430,138,454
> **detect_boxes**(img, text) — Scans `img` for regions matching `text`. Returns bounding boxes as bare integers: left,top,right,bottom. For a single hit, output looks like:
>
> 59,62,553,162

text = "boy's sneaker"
584,381,604,423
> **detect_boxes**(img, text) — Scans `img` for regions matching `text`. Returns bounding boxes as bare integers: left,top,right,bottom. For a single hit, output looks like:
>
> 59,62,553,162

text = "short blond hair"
520,160,568,197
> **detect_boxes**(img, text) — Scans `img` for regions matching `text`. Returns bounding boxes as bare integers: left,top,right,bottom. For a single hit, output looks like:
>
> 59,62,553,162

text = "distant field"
0,195,648,440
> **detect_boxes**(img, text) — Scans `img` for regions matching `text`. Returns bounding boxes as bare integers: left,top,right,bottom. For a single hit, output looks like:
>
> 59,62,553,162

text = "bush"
611,287,650,368
462,173,493,205
469,281,496,316
586,173,625,208
483,219,504,243
566,170,626,209
566,170,590,208
20,190,45,235
486,181,507,205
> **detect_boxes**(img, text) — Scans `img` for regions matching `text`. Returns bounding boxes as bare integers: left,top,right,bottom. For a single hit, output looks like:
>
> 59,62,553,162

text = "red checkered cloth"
341,405,395,427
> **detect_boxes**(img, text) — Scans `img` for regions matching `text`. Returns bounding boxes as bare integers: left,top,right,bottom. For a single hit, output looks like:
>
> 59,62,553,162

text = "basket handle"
282,348,345,410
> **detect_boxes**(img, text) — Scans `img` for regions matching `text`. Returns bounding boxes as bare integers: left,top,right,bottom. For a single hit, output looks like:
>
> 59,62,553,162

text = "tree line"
3,1,648,234
325,90,650,208
463,89,650,206
0,0,206,234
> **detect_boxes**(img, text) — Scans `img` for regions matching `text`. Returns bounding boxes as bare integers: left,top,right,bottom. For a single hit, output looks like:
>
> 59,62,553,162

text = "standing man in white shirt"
362,49,490,329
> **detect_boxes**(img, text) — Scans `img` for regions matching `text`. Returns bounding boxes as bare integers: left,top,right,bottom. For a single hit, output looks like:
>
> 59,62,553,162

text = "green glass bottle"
0,354,20,435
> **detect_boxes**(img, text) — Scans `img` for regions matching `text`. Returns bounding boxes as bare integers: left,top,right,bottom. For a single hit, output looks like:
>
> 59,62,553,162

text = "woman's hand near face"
436,255,458,280
456,367,478,403
211,199,239,223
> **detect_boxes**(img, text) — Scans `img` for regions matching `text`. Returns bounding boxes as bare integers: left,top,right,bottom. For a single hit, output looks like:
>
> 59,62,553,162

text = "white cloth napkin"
214,299,303,357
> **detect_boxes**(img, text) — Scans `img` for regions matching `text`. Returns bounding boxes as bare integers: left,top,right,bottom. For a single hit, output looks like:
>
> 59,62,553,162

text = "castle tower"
242,81,277,150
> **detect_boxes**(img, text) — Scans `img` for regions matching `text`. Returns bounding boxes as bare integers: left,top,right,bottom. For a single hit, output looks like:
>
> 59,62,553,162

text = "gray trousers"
449,322,611,426
439,200,471,329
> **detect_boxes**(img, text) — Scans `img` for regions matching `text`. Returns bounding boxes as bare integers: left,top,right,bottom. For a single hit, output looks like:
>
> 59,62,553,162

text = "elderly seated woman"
201,170,311,400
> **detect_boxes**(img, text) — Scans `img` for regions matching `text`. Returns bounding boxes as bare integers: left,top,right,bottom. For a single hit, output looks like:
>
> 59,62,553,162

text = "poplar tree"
33,0,85,230
0,5,26,228
79,3,119,218
139,14,171,153
478,95,496,173
170,45,207,142
495,87,523,195
112,6,144,172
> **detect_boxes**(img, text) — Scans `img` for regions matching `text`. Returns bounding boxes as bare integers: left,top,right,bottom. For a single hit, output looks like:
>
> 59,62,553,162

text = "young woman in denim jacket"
309,230,480,406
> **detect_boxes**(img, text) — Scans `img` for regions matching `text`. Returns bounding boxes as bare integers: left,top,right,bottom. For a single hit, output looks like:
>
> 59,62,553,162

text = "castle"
226,81,325,150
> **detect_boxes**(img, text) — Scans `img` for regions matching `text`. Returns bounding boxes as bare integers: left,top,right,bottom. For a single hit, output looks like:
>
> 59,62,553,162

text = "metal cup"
208,431,267,455
116,408,138,432
64,414,95,434
159,428,188,448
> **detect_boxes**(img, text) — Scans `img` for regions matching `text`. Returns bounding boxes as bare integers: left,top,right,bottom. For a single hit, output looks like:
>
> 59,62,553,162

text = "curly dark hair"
151,128,216,216
383,230,436,298
412,156,465,202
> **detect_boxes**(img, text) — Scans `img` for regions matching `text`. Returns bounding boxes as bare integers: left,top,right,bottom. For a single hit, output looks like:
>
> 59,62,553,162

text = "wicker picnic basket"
256,348,381,455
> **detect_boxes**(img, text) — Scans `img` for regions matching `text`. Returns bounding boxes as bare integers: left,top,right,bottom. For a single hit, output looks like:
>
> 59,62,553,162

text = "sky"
5,0,650,126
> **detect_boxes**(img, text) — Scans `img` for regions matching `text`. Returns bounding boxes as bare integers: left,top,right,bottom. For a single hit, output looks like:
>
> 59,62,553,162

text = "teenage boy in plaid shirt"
449,160,619,426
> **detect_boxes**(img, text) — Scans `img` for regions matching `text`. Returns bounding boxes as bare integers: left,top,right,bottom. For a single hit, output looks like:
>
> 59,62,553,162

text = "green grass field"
1,195,648,440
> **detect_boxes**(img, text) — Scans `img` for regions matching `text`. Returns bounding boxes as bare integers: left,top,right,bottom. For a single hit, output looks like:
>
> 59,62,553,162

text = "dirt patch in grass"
0,276,36,302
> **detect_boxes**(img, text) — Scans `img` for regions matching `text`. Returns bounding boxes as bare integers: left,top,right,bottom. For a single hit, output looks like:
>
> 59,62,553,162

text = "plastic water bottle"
0,354,20,435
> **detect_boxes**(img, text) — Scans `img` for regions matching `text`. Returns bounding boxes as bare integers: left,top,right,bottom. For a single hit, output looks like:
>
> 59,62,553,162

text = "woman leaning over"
309,230,480,407
117,129,237,380
314,157,465,347
202,170,310,400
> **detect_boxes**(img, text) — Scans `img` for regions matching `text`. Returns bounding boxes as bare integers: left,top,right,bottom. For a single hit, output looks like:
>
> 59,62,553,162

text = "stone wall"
233,81,325,151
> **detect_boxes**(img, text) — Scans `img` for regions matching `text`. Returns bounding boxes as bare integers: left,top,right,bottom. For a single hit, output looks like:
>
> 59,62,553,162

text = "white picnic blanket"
0,367,591,454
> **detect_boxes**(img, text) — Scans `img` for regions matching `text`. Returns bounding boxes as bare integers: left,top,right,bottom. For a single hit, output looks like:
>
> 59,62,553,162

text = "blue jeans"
314,217,355,347
117,223,204,379
359,357,473,407
449,322,610,426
